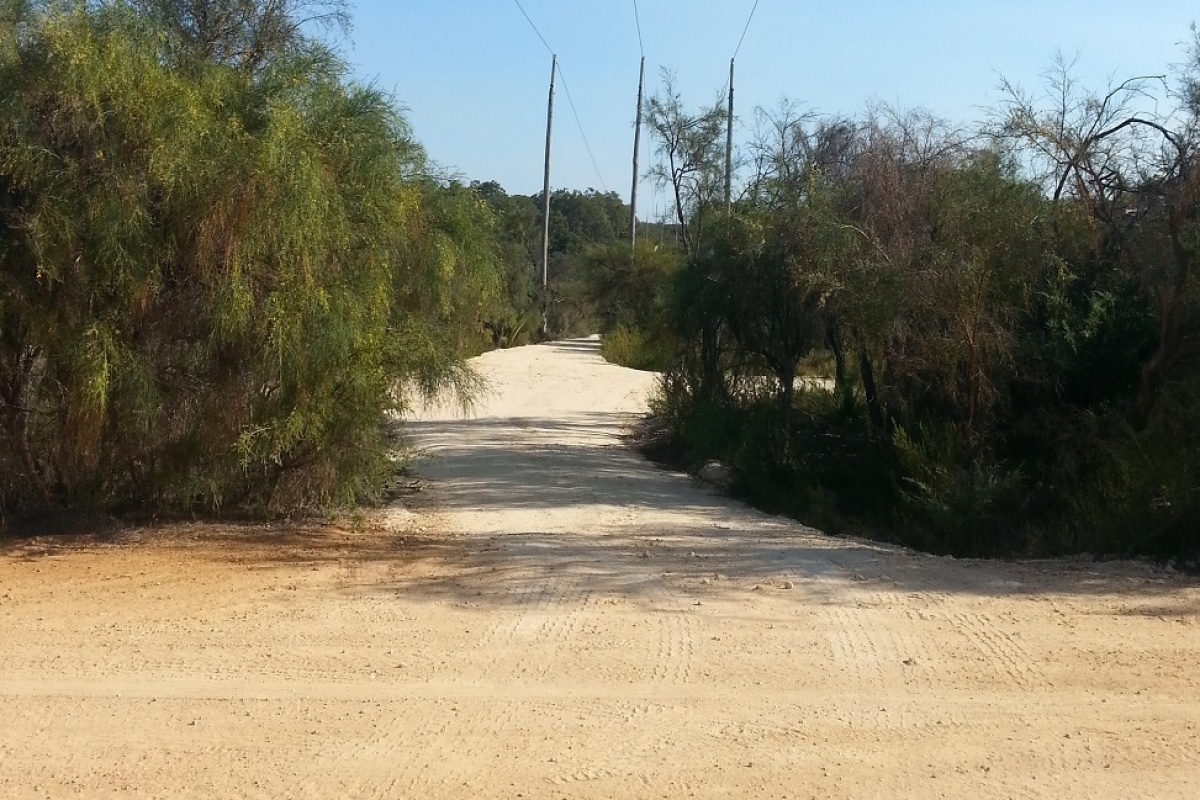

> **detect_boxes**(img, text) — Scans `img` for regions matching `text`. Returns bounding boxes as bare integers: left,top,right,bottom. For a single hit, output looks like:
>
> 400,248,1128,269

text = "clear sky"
341,1,1197,212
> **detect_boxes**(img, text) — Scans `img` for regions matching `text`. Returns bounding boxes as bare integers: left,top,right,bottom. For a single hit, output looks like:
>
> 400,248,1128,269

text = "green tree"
0,2,494,516
128,0,349,71
645,71,727,259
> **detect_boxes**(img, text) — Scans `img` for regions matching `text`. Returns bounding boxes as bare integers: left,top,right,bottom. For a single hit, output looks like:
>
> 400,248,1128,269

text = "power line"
727,1,761,212
511,0,553,55
556,64,609,192
733,0,760,60
632,0,645,58
507,1,610,193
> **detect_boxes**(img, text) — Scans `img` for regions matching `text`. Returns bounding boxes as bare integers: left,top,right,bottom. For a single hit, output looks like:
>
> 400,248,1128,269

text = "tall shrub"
0,3,486,515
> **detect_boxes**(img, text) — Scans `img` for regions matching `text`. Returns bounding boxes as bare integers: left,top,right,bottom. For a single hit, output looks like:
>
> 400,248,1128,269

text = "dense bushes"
638,64,1200,559
0,2,500,516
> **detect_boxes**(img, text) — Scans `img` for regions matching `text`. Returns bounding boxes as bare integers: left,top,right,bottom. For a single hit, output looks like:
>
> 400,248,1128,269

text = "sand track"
2,337,1199,798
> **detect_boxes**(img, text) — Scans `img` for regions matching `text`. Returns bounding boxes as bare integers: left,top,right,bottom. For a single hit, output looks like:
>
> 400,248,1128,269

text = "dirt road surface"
2,337,1199,799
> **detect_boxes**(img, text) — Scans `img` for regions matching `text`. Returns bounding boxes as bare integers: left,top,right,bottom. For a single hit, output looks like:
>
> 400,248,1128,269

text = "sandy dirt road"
2,337,1199,799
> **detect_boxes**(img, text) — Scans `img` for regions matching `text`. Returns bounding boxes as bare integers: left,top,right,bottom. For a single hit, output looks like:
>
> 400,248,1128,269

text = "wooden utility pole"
725,58,734,213
541,54,556,337
630,56,645,252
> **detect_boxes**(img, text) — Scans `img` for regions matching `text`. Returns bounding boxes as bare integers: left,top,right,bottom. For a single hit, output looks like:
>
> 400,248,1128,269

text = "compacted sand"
2,337,1199,799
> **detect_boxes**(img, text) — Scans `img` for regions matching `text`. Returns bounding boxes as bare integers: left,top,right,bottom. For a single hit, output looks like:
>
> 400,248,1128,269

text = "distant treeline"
466,180,678,347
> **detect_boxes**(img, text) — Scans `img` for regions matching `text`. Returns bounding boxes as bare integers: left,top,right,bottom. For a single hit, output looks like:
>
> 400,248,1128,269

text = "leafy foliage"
0,2,500,516
637,63,1200,560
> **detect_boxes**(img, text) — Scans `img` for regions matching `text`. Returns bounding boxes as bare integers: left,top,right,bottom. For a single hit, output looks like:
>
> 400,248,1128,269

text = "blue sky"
342,1,1197,211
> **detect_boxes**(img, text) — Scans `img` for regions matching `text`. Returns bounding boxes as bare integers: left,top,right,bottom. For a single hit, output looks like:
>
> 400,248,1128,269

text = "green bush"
889,425,1029,556
600,326,671,372
0,3,494,517
1067,390,1200,560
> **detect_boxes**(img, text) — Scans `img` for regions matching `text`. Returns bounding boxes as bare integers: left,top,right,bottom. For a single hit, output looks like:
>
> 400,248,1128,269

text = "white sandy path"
399,337,1200,798
0,336,1198,799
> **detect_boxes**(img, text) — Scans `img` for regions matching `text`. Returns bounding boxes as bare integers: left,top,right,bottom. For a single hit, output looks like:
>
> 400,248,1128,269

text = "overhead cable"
633,0,645,58
557,64,610,192
509,0,610,192
511,0,553,55
733,0,760,60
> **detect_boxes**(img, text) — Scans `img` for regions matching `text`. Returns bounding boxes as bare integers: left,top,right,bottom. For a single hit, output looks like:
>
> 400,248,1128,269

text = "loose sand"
2,337,1198,799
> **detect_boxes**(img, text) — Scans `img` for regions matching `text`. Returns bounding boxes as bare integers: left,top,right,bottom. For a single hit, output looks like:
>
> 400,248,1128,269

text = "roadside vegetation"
0,0,510,518
3,1,1196,562
615,56,1200,562
0,0,656,521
